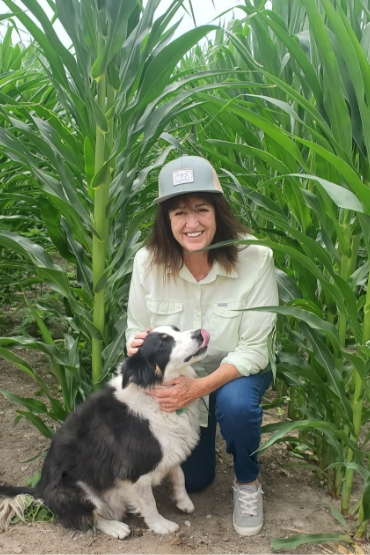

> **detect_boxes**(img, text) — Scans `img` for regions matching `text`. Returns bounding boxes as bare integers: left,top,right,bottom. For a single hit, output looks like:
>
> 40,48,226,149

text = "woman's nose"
184,212,199,227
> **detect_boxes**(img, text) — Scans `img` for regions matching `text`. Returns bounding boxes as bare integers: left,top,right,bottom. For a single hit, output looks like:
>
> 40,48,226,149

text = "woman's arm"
148,363,241,411
221,246,278,376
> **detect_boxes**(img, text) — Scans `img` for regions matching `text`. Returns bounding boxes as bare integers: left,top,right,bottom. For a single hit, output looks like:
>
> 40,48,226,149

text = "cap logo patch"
172,168,194,186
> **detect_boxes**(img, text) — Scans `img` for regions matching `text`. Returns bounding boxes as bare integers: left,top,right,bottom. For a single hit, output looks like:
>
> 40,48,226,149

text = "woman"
126,155,278,536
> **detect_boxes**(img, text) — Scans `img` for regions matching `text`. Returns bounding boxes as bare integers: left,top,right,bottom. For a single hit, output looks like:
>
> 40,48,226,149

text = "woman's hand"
149,364,242,412
127,327,152,356
148,376,205,412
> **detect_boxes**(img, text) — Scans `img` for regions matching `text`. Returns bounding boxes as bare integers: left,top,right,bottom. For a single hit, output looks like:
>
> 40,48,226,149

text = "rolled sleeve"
221,247,278,376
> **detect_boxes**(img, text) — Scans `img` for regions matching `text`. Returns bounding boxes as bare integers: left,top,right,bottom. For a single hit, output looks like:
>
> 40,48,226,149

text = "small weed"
90,520,98,534
11,495,54,525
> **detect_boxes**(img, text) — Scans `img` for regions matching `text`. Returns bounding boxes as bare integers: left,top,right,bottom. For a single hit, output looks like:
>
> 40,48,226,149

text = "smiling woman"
126,155,279,538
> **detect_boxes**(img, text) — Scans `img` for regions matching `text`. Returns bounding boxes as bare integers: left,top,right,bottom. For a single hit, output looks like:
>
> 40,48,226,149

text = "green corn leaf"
301,0,352,156
0,389,48,414
15,410,54,440
275,269,302,302
0,230,70,295
38,198,73,262
23,296,55,346
101,316,127,375
259,420,339,455
327,462,370,483
362,478,370,521
284,173,365,213
91,99,108,133
321,0,370,156
91,0,138,79
343,351,367,381
136,25,218,109
2,0,70,91
240,305,341,347
0,348,35,379
271,533,352,552
299,323,353,423
0,336,78,376
262,10,323,105
330,506,349,532
60,219,93,298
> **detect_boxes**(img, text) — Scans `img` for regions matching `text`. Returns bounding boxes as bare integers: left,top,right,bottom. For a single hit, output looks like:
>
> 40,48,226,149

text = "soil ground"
0,350,366,555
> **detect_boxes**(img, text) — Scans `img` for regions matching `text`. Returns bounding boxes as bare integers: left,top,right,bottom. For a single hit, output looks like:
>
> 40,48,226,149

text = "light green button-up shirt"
126,237,278,426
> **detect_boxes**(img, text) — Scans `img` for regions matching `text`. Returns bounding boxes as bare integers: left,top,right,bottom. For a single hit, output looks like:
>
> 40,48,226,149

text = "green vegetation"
10,496,54,526
0,0,369,548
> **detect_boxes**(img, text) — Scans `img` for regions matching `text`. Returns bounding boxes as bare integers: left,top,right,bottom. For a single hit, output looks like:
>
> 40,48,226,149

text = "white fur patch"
112,377,200,477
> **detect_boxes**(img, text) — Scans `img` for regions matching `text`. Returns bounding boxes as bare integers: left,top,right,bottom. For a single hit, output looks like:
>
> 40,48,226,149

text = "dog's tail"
0,485,39,532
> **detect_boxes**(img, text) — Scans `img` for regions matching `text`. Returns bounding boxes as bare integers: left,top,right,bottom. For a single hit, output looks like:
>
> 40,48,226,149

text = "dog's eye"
172,326,180,332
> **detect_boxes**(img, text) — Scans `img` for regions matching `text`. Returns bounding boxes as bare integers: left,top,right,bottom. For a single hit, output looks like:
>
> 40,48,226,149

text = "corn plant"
0,0,219,432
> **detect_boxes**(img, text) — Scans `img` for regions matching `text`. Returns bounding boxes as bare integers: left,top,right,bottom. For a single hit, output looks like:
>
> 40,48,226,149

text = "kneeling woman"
126,156,278,537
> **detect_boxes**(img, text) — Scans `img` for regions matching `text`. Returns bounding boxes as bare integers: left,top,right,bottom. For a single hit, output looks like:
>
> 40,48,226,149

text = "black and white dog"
0,326,210,539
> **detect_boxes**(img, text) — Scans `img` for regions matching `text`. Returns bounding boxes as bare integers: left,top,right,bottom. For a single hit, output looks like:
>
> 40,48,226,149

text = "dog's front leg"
168,465,194,513
96,517,131,539
132,475,179,534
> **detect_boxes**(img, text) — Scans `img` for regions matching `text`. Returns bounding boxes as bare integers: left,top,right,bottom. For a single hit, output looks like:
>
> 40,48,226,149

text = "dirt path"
0,352,359,554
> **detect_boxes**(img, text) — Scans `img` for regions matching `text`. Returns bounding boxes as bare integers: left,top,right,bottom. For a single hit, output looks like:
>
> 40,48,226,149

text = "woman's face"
168,196,217,253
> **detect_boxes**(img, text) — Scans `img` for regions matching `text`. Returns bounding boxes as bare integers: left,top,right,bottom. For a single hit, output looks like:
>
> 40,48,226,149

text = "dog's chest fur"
111,375,200,475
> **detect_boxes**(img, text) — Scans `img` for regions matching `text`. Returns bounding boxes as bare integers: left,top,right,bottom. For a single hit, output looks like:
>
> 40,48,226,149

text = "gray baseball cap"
154,156,224,204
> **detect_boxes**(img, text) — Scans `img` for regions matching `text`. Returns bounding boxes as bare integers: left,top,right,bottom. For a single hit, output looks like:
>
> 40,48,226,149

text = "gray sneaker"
233,482,263,536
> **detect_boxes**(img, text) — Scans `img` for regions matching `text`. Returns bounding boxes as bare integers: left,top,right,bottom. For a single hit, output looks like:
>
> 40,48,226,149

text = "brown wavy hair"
145,192,249,275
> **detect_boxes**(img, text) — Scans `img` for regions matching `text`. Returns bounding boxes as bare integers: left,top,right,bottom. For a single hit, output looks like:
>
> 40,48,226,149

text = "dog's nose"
192,329,210,348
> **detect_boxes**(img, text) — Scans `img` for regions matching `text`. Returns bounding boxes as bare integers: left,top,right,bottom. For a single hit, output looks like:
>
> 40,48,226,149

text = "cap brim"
153,189,223,204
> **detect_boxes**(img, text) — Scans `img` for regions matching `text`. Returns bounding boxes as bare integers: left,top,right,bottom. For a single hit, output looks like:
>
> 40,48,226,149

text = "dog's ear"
120,353,164,389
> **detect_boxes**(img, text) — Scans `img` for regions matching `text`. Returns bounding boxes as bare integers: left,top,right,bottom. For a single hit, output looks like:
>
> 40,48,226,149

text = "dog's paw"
97,519,131,539
176,495,194,513
149,516,179,534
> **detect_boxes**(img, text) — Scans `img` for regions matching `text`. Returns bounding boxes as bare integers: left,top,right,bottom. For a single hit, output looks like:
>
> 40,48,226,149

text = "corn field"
0,0,369,549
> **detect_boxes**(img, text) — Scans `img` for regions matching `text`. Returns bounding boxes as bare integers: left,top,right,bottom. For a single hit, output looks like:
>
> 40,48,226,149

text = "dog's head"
120,326,210,389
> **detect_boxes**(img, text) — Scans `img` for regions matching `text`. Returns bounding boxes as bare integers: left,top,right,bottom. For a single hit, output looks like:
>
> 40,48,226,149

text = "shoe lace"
234,486,262,517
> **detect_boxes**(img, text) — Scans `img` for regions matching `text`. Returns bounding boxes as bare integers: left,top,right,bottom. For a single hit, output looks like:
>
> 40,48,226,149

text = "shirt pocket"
146,300,183,329
211,301,244,351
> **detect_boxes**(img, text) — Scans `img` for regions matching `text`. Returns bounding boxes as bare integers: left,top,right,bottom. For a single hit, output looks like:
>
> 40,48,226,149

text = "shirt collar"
174,260,238,283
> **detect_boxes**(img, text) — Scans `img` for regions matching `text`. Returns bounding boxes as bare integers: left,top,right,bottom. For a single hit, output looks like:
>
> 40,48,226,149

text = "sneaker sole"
233,519,263,537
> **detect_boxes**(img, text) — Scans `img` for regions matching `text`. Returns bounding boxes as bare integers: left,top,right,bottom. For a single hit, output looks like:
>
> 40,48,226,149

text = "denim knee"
215,375,267,430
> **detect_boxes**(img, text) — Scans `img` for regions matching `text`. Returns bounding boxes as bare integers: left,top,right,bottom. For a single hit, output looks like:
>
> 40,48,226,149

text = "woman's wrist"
195,376,212,398
196,364,241,398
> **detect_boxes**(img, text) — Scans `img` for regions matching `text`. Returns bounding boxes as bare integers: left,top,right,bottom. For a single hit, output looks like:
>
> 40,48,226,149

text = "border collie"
0,326,210,539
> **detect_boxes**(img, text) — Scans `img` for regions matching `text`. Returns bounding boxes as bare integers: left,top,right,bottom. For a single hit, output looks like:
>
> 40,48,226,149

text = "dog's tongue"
200,329,210,348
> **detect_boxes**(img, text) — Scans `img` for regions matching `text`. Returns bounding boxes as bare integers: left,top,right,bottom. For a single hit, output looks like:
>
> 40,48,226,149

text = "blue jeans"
182,371,273,493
